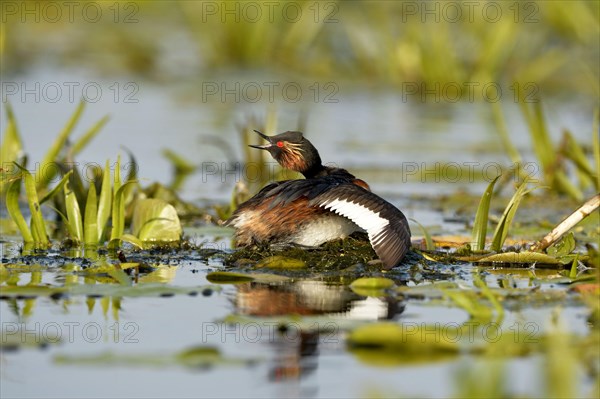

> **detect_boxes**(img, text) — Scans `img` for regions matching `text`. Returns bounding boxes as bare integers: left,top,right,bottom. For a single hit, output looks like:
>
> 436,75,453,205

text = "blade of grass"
490,180,536,252
473,273,504,322
527,101,555,173
1,103,23,194
97,160,112,241
109,180,138,244
63,161,87,211
162,149,196,191
106,265,132,286
409,218,435,251
569,254,579,279
553,171,583,201
39,170,73,205
0,102,23,164
38,100,86,190
122,148,138,206
14,163,48,246
472,175,501,251
120,234,144,250
6,178,33,242
110,156,122,242
562,130,594,190
64,181,83,242
84,184,98,246
113,155,121,199
48,205,79,240
492,102,521,164
71,115,110,157
593,108,599,190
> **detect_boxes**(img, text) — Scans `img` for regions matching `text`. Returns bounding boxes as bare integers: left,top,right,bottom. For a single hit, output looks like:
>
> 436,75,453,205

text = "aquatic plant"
469,176,536,252
6,2,597,98
5,164,71,248
2,107,183,250
493,100,598,201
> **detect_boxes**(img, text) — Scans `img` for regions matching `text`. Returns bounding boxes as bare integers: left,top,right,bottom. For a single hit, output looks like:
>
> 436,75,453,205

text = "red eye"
276,141,284,148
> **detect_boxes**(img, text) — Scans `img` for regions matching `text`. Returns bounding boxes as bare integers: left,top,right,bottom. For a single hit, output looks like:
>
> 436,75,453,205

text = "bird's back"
227,170,411,268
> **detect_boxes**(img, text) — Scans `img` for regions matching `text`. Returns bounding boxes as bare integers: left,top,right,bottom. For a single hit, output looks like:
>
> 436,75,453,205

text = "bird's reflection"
232,280,405,383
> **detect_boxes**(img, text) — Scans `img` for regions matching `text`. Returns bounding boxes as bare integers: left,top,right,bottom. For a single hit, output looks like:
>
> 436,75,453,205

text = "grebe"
227,130,411,269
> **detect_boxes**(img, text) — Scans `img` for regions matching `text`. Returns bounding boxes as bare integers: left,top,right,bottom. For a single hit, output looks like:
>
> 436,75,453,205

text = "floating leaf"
347,322,459,353
131,198,182,242
255,256,305,269
350,277,395,289
547,233,576,258
138,265,178,284
54,345,255,369
476,251,561,267
205,271,294,284
350,277,395,297
2,327,61,350
0,283,219,298
206,271,255,284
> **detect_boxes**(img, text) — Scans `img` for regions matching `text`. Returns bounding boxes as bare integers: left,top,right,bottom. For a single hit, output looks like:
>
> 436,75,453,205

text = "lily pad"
1,327,61,351
350,277,395,297
131,198,182,242
475,251,562,267
0,283,219,298
347,322,460,353
350,277,395,289
54,345,257,369
205,271,255,284
205,271,292,284
255,256,306,269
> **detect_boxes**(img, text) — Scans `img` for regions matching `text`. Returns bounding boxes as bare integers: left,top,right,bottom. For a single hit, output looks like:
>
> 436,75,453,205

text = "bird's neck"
301,163,326,178
302,164,355,179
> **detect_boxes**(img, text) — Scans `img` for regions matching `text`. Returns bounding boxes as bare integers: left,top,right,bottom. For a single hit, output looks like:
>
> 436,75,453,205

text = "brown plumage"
227,130,411,269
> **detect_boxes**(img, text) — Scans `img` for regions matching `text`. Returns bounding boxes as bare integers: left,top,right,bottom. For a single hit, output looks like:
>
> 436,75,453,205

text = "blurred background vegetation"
1,0,599,206
1,0,598,98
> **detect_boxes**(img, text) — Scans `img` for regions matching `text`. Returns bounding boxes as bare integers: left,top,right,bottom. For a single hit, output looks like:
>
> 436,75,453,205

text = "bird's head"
249,130,322,176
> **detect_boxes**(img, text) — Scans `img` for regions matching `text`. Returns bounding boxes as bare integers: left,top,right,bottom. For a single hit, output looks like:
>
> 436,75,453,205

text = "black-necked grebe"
227,130,411,268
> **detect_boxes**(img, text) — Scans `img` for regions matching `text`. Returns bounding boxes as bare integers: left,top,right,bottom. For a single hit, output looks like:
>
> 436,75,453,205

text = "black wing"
309,183,411,269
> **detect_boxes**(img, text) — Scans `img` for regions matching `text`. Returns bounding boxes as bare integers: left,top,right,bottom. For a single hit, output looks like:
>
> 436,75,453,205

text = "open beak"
248,130,273,150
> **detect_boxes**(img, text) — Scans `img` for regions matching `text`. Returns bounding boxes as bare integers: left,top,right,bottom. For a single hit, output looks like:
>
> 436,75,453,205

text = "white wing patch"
320,198,389,239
